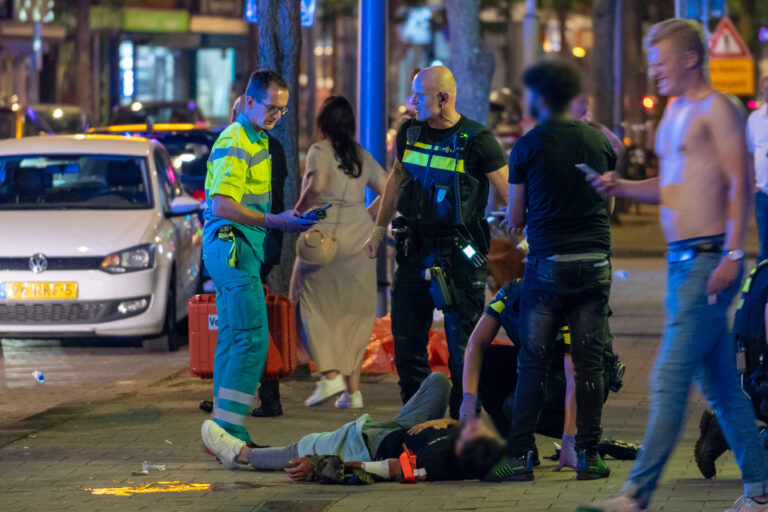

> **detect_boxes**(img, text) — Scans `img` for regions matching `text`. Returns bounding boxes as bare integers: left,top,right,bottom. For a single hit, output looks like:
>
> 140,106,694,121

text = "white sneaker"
724,495,768,512
575,494,646,512
304,374,346,406
200,419,245,470
335,391,363,409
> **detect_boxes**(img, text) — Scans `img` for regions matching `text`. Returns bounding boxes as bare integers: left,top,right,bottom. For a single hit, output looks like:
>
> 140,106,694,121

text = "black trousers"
258,263,280,407
508,256,612,457
479,344,566,440
391,235,486,419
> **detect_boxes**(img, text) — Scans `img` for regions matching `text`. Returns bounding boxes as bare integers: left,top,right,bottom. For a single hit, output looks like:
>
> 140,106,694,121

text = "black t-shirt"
395,115,507,211
374,426,472,481
509,120,615,258
264,134,286,268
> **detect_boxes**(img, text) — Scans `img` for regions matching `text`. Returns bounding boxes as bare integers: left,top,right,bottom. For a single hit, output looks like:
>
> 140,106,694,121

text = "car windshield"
0,111,15,139
0,154,151,210
24,107,87,135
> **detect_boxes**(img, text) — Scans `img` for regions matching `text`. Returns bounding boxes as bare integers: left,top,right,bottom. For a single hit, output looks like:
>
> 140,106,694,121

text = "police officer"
694,258,768,478
202,70,315,444
364,66,508,418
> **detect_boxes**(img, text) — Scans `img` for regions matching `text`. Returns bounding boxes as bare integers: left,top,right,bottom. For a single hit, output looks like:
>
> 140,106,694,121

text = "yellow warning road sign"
710,58,755,96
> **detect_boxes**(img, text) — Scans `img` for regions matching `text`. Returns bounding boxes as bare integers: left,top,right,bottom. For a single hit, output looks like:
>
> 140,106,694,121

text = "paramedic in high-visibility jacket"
201,70,315,445
363,66,509,419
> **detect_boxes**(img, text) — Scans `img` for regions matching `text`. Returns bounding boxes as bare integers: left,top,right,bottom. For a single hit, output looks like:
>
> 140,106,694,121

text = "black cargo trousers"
391,226,487,419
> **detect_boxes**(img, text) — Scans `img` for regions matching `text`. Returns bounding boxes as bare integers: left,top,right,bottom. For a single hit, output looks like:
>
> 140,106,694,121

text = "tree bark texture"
444,0,494,125
590,0,615,128
257,0,302,294
75,0,93,118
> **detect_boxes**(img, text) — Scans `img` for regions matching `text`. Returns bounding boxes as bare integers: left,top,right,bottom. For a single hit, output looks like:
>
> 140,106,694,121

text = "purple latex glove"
554,434,577,471
459,392,479,424
264,209,316,233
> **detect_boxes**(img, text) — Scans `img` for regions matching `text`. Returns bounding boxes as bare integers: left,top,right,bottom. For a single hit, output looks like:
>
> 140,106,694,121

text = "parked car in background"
23,104,90,136
109,101,206,127
90,123,215,201
0,135,202,350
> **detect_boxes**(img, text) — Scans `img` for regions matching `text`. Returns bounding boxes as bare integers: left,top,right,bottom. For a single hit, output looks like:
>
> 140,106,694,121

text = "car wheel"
142,272,182,352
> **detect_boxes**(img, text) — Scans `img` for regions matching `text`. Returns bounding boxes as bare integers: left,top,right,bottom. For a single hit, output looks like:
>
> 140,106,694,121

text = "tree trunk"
444,0,494,125
557,10,568,56
257,0,302,294
75,0,93,119
623,0,644,128
591,0,615,128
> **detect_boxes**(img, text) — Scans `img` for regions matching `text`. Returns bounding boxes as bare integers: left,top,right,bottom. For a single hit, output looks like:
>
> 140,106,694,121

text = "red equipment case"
188,288,298,380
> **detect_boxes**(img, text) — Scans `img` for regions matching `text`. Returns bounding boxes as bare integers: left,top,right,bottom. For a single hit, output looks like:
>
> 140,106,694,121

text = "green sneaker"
482,450,535,482
576,449,611,480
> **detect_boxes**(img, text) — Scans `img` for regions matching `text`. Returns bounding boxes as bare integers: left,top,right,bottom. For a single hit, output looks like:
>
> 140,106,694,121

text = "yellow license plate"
1,282,78,300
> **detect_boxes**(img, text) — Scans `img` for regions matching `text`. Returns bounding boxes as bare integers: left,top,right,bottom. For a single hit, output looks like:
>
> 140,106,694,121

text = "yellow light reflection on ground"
88,481,211,497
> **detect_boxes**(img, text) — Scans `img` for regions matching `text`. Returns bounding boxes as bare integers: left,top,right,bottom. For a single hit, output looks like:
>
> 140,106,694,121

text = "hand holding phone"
575,163,600,178
302,204,332,221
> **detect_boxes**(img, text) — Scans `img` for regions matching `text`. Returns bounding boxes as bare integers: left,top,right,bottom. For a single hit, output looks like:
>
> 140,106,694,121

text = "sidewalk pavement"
0,207,760,512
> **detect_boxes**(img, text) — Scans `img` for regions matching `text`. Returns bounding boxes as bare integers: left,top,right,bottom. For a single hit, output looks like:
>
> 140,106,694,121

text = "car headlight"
100,244,155,274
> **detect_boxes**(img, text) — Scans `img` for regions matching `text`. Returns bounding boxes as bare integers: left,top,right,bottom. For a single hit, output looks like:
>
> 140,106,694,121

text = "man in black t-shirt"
362,66,508,419
498,60,616,482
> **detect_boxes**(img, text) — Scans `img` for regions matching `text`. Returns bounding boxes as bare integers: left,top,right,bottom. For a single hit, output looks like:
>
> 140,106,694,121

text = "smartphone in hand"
302,204,332,220
575,163,600,179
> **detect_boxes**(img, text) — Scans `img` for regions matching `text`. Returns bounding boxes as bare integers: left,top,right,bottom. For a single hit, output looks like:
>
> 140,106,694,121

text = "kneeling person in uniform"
202,70,315,446
364,66,509,419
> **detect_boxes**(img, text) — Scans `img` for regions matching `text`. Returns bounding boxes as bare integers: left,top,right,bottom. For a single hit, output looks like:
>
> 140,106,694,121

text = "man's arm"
587,173,661,205
213,195,267,226
375,158,405,228
501,183,526,233
462,314,502,397
486,165,509,206
363,159,406,258
706,93,751,295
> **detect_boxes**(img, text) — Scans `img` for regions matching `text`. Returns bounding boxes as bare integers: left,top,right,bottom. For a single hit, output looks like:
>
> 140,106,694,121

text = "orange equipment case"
188,287,298,380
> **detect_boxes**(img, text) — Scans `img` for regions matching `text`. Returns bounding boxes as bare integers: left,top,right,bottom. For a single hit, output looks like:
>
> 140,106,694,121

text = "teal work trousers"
202,235,268,443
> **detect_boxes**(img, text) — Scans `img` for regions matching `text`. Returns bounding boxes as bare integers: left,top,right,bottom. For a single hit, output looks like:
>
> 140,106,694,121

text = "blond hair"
643,18,707,68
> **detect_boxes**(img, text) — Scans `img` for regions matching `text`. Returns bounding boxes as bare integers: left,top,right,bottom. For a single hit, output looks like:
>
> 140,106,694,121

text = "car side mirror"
167,196,201,217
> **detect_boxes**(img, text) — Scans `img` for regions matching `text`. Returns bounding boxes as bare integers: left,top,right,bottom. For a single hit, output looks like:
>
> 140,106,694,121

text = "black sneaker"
597,439,640,461
251,402,283,418
577,449,611,480
694,409,729,479
482,450,535,482
199,400,213,413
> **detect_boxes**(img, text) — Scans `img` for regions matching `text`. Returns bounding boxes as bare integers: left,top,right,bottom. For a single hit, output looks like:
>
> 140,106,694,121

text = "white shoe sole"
305,389,344,407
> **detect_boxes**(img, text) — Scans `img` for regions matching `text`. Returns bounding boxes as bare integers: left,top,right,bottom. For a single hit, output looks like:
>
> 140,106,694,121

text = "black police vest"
397,122,484,228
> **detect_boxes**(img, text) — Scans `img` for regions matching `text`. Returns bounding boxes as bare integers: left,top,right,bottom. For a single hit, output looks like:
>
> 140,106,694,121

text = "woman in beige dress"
291,96,387,409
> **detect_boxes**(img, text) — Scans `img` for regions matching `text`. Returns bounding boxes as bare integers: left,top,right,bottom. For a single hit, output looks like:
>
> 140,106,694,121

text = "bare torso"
656,93,728,243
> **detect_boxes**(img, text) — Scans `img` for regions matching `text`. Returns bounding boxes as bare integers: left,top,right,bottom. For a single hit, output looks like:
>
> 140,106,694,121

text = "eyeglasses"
258,100,288,116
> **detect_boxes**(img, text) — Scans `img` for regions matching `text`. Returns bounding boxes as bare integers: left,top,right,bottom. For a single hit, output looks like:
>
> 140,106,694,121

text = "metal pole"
675,0,682,18
700,0,710,41
522,0,538,68
358,0,388,317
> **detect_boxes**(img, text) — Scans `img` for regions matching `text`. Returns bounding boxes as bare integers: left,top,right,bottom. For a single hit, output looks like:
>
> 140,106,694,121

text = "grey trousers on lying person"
248,372,451,470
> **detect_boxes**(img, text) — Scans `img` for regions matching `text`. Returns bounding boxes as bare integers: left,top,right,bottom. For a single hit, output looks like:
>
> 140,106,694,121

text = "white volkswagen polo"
0,135,202,350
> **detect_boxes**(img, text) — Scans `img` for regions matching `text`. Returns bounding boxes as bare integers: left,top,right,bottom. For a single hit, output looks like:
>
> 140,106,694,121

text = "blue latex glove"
265,209,317,233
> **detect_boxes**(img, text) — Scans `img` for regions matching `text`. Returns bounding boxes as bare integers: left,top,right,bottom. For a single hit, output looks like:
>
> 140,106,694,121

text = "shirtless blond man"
577,19,768,512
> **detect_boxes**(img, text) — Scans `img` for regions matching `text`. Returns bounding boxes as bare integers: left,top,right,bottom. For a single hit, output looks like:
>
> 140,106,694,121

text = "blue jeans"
623,249,768,505
508,256,612,457
756,191,768,263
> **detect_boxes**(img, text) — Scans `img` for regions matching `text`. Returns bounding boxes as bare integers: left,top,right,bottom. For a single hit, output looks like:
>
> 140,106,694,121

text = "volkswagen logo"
29,253,48,273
